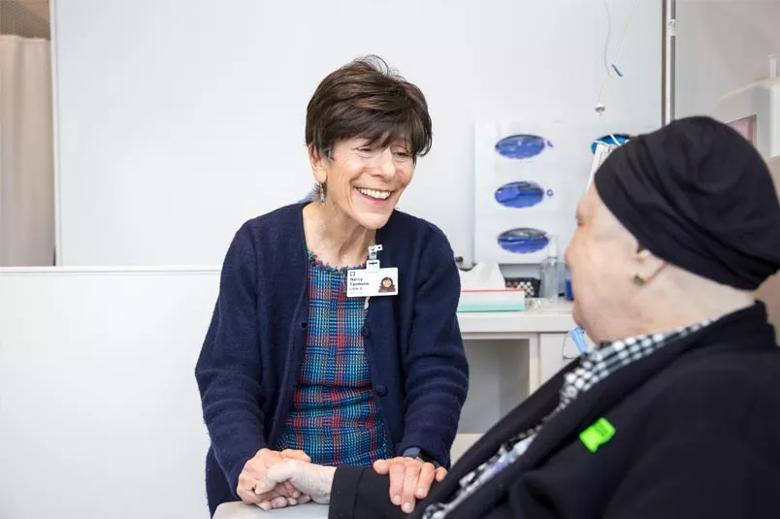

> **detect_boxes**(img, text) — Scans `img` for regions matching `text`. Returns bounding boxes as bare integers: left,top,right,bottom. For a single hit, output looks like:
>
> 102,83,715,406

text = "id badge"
347,267,399,297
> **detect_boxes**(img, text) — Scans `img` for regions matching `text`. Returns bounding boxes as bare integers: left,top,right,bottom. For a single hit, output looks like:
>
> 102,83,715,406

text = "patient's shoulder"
643,344,780,437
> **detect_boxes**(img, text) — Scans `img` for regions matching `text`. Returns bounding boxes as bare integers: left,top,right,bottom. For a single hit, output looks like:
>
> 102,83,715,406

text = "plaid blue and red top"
273,252,392,465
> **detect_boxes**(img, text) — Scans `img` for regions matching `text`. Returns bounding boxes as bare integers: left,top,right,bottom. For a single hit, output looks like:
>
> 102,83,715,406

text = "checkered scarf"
423,319,712,519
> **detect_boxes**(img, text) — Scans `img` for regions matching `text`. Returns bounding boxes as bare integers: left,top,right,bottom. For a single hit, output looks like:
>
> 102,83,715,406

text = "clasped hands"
237,448,447,513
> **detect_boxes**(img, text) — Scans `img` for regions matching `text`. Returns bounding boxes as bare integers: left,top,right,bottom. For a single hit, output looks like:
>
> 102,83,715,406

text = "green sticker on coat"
580,417,616,453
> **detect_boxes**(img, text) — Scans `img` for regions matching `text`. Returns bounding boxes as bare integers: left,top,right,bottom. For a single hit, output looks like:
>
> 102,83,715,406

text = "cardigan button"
361,325,370,337
374,384,388,396
300,321,308,329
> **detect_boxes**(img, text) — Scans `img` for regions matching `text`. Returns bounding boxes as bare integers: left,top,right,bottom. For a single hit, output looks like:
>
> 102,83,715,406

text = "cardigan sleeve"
397,227,469,467
195,223,267,498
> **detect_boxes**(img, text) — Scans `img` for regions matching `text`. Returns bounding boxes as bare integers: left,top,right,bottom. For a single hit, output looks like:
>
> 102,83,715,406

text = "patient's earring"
632,274,646,286
317,182,326,204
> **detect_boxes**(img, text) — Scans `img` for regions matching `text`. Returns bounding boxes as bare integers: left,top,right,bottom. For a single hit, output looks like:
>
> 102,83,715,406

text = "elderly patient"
250,117,780,518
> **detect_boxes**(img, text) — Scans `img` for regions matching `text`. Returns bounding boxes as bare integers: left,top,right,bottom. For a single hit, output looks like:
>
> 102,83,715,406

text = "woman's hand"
373,457,447,514
236,448,312,510
264,459,337,506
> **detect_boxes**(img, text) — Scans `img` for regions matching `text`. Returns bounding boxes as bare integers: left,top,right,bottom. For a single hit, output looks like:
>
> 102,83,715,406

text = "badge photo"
347,267,399,298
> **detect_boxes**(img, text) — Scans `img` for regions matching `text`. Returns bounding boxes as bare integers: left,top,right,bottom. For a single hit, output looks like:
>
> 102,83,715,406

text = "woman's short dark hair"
305,55,432,162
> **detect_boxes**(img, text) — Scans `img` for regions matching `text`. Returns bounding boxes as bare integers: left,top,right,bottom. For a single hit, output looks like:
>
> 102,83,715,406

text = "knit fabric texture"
273,252,392,464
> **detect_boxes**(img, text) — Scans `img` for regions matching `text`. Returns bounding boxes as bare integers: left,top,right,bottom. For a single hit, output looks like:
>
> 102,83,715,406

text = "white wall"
0,268,217,519
0,268,561,518
52,0,662,266
676,0,780,118
675,0,780,340
759,156,780,342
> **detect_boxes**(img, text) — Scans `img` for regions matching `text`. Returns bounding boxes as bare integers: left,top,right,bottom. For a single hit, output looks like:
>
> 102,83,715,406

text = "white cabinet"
453,307,575,460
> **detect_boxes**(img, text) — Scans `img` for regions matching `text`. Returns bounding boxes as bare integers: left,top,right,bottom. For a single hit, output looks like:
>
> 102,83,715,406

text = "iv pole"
661,0,676,125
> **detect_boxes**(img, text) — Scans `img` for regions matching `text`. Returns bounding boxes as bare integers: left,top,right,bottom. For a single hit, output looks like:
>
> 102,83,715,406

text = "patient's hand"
263,459,337,506
373,457,447,514
236,448,312,510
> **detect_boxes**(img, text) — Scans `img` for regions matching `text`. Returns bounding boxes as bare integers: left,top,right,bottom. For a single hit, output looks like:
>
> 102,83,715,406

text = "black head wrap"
594,116,780,290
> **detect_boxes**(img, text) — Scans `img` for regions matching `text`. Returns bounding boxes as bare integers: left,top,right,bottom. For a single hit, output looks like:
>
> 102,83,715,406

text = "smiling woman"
305,56,431,235
195,56,468,517
307,135,415,231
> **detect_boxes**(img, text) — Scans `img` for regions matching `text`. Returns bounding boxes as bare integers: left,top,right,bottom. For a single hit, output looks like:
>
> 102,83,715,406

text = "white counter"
214,502,328,519
458,302,575,336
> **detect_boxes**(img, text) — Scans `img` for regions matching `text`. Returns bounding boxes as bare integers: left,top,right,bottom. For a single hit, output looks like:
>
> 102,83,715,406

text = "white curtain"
0,34,53,266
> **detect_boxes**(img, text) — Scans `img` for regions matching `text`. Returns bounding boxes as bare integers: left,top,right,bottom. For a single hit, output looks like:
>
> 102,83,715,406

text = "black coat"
330,303,780,519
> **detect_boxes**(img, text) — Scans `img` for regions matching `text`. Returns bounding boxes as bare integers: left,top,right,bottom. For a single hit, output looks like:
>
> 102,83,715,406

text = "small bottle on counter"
539,237,564,299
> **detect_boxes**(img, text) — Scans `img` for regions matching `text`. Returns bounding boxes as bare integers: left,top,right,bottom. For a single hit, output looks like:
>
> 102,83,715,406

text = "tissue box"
457,288,526,312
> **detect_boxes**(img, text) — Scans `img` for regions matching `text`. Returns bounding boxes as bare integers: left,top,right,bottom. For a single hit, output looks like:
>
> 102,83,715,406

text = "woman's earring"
318,182,326,204
632,274,646,286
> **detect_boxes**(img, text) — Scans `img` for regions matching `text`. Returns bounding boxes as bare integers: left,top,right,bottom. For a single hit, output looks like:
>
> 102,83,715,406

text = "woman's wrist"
402,446,440,467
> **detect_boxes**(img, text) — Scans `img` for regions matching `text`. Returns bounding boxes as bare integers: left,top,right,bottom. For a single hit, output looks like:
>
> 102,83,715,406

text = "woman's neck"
302,202,375,268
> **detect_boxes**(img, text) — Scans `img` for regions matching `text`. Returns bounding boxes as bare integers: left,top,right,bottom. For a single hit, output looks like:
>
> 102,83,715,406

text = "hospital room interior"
2,1,780,518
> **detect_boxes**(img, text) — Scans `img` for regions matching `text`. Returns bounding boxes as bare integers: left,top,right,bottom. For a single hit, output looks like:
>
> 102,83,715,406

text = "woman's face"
311,136,414,230
564,185,639,342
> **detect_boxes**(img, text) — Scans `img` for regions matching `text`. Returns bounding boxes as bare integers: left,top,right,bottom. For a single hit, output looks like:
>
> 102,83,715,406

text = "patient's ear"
634,244,667,284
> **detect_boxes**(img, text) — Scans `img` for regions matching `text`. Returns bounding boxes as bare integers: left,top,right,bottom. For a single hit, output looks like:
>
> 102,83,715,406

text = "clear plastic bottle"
539,238,564,299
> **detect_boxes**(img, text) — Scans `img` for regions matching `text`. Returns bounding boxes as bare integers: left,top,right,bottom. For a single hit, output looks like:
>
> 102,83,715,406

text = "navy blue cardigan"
195,203,469,513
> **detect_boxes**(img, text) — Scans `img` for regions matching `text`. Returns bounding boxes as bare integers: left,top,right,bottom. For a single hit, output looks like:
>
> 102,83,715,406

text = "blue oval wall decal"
590,133,630,154
495,134,552,159
497,228,549,254
494,181,545,208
